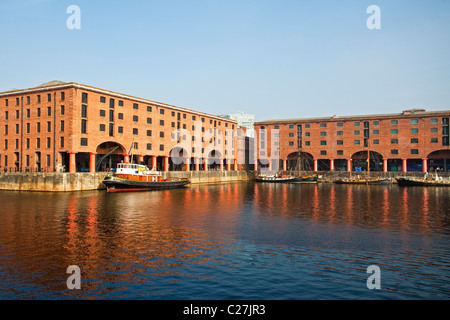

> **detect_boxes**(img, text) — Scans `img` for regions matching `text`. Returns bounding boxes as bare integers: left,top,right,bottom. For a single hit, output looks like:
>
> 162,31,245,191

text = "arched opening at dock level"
94,141,126,172
351,151,384,172
427,150,450,172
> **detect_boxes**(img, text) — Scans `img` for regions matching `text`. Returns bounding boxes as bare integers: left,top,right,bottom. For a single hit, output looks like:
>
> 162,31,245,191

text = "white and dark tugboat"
102,163,190,192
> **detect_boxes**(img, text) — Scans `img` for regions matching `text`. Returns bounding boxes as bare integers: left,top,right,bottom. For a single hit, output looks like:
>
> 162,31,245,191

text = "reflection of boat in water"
396,173,450,187
334,176,390,185
255,174,297,183
102,163,190,192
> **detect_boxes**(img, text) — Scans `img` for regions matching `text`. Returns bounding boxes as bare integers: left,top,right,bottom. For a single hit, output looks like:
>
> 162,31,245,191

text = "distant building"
254,109,450,173
220,112,255,138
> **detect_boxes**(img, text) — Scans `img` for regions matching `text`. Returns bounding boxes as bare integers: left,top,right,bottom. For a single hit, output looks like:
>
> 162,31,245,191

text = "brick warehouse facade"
254,109,450,173
0,81,243,173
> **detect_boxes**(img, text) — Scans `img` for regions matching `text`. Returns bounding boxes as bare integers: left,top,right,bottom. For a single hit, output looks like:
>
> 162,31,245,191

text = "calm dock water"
0,182,449,299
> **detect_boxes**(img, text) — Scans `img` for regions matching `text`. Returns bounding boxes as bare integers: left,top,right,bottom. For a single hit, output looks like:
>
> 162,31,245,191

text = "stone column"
346,159,352,172
185,157,190,172
89,153,96,173
402,158,407,173
383,158,388,173
283,159,287,171
194,157,199,171
69,152,77,173
314,159,318,172
330,159,335,171
164,156,169,172
152,156,157,170
220,158,224,171
422,158,428,173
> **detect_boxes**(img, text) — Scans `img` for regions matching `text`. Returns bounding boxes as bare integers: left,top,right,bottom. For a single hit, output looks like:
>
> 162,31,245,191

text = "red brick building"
254,109,450,173
0,81,240,173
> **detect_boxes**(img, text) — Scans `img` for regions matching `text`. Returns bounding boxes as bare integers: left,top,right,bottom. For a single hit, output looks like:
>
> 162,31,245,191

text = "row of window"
4,92,65,107
284,128,444,138
288,137,444,146
4,121,64,135
4,137,64,150
271,118,447,130
3,106,65,120
2,154,52,168
87,93,234,128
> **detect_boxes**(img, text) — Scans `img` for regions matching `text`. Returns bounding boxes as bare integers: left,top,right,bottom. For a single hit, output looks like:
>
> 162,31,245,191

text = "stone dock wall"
0,170,253,192
0,170,448,192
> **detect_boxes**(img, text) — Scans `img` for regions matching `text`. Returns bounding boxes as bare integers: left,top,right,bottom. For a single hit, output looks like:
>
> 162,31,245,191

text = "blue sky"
0,0,449,121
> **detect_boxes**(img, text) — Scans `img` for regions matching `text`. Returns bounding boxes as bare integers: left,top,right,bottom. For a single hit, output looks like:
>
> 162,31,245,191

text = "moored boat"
396,176,450,187
334,176,390,185
102,163,190,192
255,174,297,183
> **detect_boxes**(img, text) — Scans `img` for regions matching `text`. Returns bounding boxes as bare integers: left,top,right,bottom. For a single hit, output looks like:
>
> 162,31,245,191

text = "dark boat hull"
396,177,450,187
102,176,190,192
255,177,297,183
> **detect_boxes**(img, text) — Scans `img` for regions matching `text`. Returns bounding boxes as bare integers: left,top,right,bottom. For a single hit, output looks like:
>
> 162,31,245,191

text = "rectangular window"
109,110,115,122
160,144,164,151
337,123,343,127
373,139,379,145
337,150,344,156
305,124,310,128
430,118,438,123
26,123,30,134
60,137,64,148
37,95,41,103
118,126,123,134
100,110,106,117
26,109,30,118
160,108,164,115
411,128,419,134
443,136,449,146
411,149,419,155
289,125,294,129
320,132,327,136
133,128,138,135
289,141,294,146
81,105,87,118
118,100,123,107
431,138,438,143
354,130,360,135
431,128,438,133
60,120,64,132
320,151,327,156
5,99,8,107
37,122,41,133
391,120,398,125
410,119,419,124
391,129,398,134
337,140,343,145
81,138,88,146
320,140,327,145
373,121,379,126
133,115,138,122
373,130,379,135
391,149,399,155
305,141,310,146
61,92,65,101
46,155,51,167
47,121,51,133
160,132,164,138
81,119,87,134
354,140,360,145
354,122,360,127
47,94,51,102
160,120,164,126
109,124,114,137
46,137,51,148
147,130,152,137
337,131,343,136
118,113,123,120
99,124,106,131
391,139,398,144
61,105,65,115
320,123,326,128
100,96,106,103
36,138,40,149
26,138,30,149
147,143,152,151
47,107,51,116
109,99,115,109
37,108,41,118
133,103,138,110
82,93,87,103
147,106,152,112
411,138,419,144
